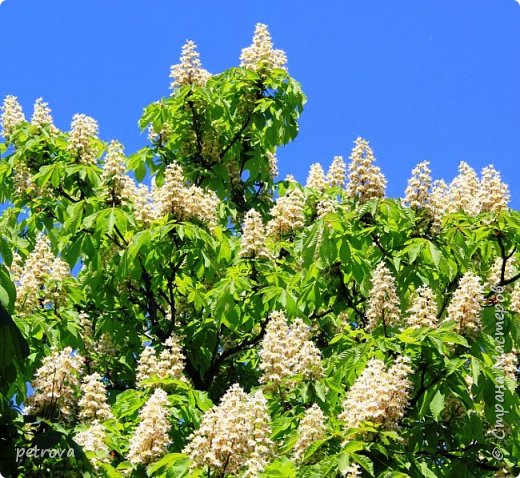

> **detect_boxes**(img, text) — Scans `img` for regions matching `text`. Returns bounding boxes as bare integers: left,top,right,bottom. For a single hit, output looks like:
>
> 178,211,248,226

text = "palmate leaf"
0,303,29,387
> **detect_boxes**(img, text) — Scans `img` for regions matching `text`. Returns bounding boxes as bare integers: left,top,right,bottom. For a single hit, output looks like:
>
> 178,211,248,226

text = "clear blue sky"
1,0,519,207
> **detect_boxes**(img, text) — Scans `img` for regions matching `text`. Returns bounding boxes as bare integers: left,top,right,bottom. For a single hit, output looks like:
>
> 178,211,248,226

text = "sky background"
1,0,519,207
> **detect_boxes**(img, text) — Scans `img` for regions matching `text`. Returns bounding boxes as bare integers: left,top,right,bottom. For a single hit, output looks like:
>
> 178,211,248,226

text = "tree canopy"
0,23,519,478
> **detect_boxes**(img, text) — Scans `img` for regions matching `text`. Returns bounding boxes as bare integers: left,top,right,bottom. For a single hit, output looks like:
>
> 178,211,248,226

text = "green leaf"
0,304,29,384
0,266,16,314
418,463,438,478
351,453,374,476
97,463,125,478
146,453,190,477
112,389,146,420
429,390,445,421
261,458,297,478
428,242,442,268
313,382,327,402
435,330,469,347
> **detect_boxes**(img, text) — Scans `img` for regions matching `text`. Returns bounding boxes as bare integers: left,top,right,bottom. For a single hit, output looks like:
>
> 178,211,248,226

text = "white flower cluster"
316,197,336,218
511,283,520,314
427,162,509,221
1,95,25,139
404,285,438,329
446,161,480,215
170,40,211,91
366,262,401,331
136,335,186,387
259,311,323,389
400,160,510,227
239,209,270,259
100,140,127,197
26,347,83,422
78,373,113,422
126,179,156,224
79,311,117,363
127,388,171,465
183,384,272,477
427,179,450,230
267,151,279,177
338,356,413,432
74,420,110,465
403,161,431,209
306,163,327,191
240,23,287,73
153,162,220,228
11,234,70,314
99,140,156,221
327,156,347,188
342,462,362,478
306,156,346,191
266,188,305,238
31,98,58,133
346,137,386,203
498,352,518,383
479,165,510,213
445,272,484,335
11,160,54,199
292,403,326,463
67,113,99,165
486,257,517,290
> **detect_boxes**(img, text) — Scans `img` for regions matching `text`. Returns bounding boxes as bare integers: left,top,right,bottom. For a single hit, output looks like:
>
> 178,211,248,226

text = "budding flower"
306,163,327,191
67,113,99,165
127,388,171,465
404,285,438,329
365,262,401,331
78,373,113,422
445,272,484,336
403,161,431,209
346,137,386,203
26,347,83,423
170,40,211,91
338,356,413,432
184,384,272,477
240,23,287,72
1,95,25,139
292,404,327,463
240,209,270,259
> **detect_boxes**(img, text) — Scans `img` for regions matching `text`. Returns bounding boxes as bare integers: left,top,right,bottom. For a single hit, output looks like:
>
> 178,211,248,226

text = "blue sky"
1,0,519,207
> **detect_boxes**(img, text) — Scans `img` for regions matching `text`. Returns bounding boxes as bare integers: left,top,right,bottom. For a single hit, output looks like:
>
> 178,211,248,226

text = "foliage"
0,25,519,478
